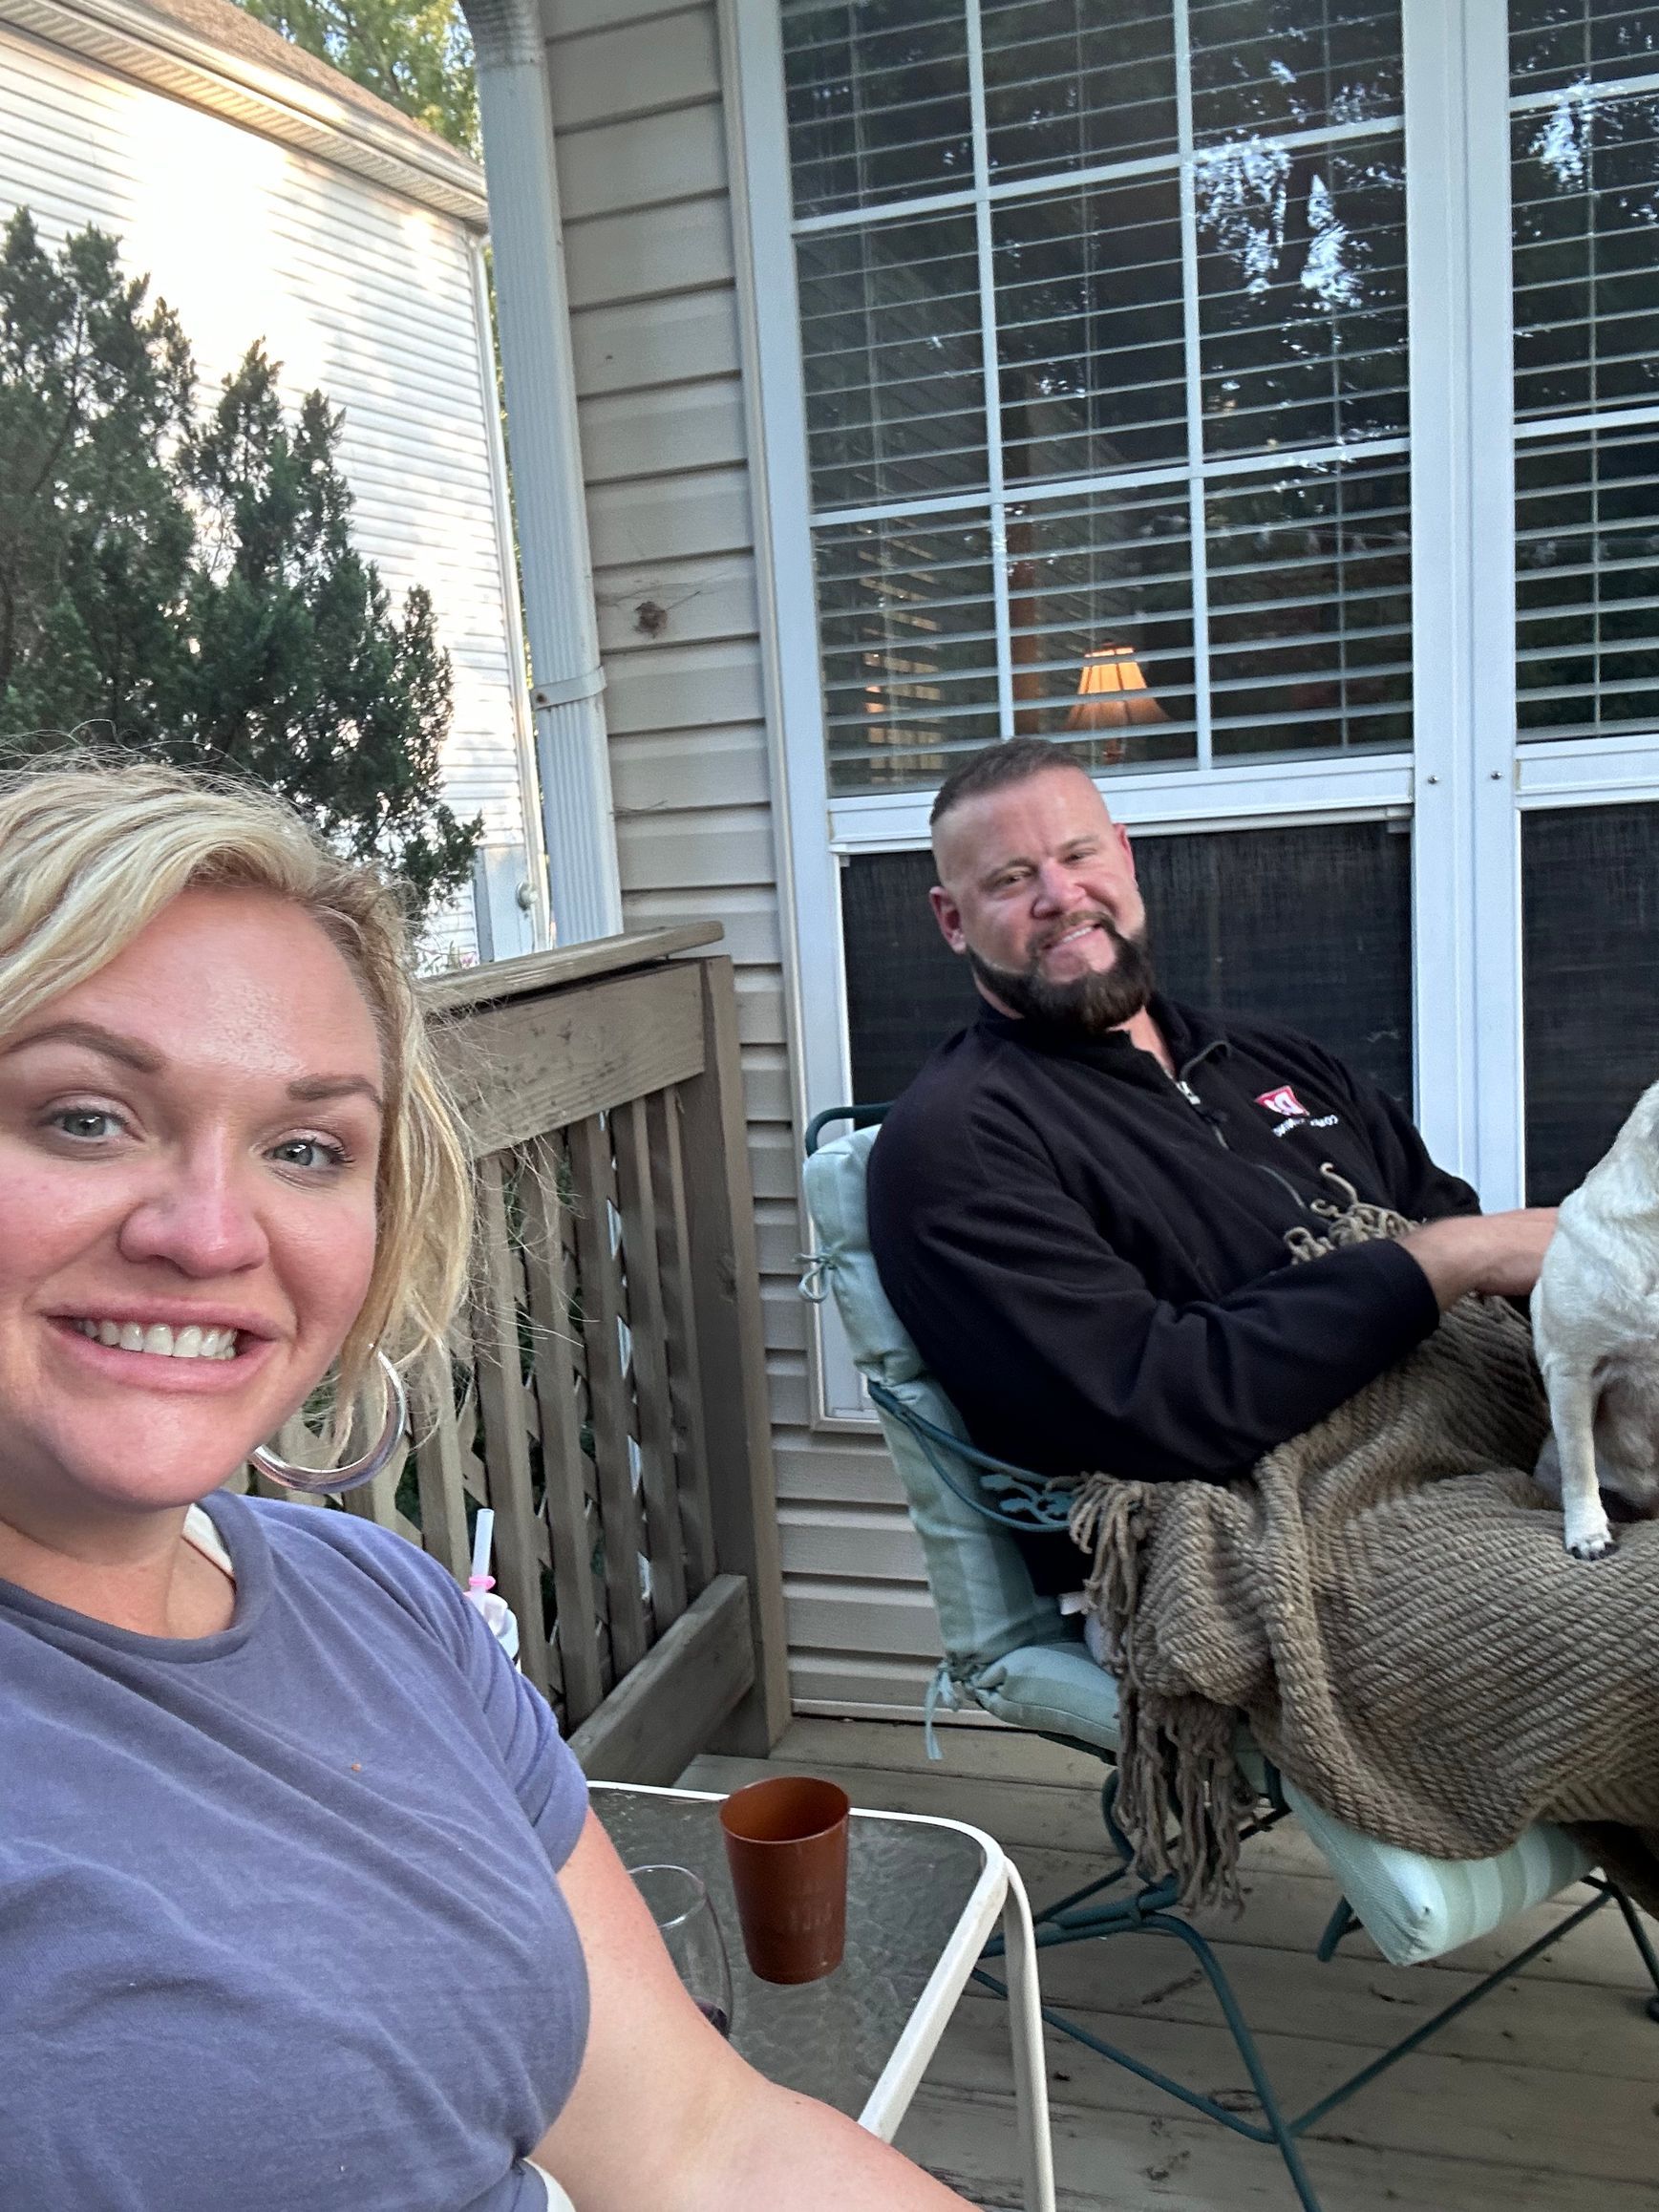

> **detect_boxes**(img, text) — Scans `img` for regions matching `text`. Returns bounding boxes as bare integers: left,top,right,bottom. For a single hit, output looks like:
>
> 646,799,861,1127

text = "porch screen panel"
841,817,1413,1103
782,1,1413,796
1511,4,1659,743
1521,802,1659,1202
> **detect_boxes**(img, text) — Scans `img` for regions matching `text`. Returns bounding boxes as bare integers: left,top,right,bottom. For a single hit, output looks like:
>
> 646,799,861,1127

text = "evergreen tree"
237,0,478,154
176,347,479,911
0,212,480,919
0,212,194,741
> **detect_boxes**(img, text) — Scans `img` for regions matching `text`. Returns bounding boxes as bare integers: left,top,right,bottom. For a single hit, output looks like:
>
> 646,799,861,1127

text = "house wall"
544,0,941,1714
0,16,536,963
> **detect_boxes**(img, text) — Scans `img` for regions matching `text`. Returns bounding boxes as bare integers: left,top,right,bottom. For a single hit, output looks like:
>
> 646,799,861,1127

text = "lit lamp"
1066,643,1167,731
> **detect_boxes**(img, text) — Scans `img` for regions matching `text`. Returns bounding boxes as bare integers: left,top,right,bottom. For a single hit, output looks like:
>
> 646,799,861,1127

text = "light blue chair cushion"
1283,1782,1590,1965
803,1129,1067,1673
802,1126,1595,1967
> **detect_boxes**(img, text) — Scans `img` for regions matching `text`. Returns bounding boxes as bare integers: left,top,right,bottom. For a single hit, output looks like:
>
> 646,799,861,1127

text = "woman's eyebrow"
0,1019,164,1074
288,1074,385,1111
0,1023,381,1112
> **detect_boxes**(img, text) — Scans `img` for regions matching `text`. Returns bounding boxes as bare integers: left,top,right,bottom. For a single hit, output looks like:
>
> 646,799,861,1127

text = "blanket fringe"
1285,1167,1413,1260
1071,1477,1256,1909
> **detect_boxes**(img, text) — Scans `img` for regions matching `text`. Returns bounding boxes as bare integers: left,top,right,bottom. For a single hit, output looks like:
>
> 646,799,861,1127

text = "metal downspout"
458,0,622,944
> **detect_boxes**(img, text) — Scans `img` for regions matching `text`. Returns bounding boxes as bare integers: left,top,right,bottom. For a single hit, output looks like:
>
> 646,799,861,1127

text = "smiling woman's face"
0,886,384,1536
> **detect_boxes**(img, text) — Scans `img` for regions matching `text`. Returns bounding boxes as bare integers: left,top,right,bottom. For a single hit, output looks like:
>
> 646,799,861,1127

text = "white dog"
1531,1079,1659,1560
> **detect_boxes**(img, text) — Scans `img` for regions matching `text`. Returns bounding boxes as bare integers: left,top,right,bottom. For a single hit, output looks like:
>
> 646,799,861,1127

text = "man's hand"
1399,1209,1559,1308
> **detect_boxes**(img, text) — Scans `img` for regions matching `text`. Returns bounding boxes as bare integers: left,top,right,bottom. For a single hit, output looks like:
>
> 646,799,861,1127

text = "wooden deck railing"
247,925,790,1778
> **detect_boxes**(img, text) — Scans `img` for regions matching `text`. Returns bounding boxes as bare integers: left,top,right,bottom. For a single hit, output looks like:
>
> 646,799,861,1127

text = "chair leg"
1606,1882,1659,2021
1098,1765,1135,1863
1142,1912,1328,2212
1315,1897,1358,1962
972,1938,1328,2212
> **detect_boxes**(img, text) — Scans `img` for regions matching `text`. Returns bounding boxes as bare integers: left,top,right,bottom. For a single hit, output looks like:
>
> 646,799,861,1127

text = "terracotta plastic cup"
717,1774,851,1985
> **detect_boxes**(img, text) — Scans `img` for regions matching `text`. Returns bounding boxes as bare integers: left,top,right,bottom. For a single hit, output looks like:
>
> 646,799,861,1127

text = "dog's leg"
1544,1364,1614,1560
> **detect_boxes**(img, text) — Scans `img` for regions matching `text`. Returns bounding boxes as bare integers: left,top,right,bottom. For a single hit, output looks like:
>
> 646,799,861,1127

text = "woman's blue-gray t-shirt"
0,1490,590,2209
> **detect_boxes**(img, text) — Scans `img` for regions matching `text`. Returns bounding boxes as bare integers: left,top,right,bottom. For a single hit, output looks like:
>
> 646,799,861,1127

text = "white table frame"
590,1781,1054,2212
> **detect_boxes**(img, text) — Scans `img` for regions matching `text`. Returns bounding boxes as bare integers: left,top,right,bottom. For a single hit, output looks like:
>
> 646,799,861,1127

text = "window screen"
1511,3,1659,744
1522,801,1659,1202
841,816,1413,1103
783,1,1413,794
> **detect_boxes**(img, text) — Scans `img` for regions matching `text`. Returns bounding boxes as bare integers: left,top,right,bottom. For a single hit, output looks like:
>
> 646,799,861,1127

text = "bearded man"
866,737,1558,1596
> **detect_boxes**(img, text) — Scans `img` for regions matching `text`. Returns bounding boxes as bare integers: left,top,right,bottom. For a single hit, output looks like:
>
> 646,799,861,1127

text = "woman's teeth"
72,1319,239,1360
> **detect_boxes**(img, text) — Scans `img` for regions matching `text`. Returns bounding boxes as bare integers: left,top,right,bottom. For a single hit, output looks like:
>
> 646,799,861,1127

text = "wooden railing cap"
419,921,725,1015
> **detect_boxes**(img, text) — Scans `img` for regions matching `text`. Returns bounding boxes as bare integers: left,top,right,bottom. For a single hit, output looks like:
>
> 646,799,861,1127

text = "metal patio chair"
800,1112,1659,2212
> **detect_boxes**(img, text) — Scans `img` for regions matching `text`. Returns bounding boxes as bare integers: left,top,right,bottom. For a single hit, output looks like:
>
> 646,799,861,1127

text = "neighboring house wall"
0,5,540,963
544,0,939,1714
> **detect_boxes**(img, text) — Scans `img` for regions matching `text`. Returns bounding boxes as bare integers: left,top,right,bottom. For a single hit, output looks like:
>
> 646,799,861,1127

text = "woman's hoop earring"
249,1351,408,1496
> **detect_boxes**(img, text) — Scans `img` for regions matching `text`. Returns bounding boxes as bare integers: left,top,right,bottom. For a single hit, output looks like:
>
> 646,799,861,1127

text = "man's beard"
968,915,1156,1038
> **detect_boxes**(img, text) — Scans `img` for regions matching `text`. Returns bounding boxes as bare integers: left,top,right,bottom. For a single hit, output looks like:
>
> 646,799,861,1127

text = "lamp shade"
1066,644,1167,730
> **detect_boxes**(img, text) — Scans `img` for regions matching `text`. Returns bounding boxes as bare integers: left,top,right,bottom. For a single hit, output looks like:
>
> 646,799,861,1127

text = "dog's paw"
1566,1526,1617,1562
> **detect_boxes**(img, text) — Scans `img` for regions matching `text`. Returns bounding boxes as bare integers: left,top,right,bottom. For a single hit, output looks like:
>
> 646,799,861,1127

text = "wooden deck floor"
681,1717,1659,2212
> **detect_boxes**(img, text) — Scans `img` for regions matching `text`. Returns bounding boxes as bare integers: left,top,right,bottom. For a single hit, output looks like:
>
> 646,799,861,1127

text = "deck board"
679,1718,1659,2211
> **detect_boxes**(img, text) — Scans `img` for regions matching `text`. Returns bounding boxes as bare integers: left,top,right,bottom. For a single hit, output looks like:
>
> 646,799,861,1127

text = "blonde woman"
0,763,971,2212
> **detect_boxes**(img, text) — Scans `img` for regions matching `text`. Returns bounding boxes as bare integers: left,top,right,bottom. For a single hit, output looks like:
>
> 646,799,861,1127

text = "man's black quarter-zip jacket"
866,995,1480,1593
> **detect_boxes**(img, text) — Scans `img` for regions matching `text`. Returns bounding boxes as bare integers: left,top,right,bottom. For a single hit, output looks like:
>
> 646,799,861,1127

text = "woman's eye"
52,1108,121,1141
270,1137,348,1173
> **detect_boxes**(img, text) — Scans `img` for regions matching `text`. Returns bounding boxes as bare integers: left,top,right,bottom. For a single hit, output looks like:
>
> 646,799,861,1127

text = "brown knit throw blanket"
1070,1181,1659,1914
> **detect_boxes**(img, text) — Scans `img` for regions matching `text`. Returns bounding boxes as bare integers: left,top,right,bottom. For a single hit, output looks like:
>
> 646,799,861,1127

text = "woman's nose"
117,1156,269,1277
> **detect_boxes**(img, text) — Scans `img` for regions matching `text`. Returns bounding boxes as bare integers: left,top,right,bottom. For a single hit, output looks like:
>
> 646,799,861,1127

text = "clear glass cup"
627,1862,734,2038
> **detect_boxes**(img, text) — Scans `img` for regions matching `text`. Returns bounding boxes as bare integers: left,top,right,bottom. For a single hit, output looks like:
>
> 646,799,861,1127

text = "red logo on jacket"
1255,1085,1308,1119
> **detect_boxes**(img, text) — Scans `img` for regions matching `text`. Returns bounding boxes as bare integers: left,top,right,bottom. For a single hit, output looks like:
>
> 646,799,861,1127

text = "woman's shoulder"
203,1489,476,1647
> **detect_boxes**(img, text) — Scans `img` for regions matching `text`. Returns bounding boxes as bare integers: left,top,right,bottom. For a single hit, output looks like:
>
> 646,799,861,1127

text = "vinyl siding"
0,19,534,961
546,0,939,1714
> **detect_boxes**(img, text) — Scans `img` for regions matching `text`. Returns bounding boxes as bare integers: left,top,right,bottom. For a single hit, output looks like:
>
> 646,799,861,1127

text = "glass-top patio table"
590,1781,1054,2210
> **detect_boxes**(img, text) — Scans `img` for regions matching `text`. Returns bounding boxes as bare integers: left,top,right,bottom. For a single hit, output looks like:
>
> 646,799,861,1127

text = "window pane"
1512,84,1659,424
1510,1,1659,97
1006,485,1197,765
815,513,1001,790
1516,424,1659,742
797,213,986,509
783,1,972,219
982,0,1178,181
1198,132,1409,456
995,177,1186,480
783,2,1412,793
1207,454,1414,757
1522,802,1659,1202
840,819,1413,1104
1191,0,1402,141
1511,2,1659,744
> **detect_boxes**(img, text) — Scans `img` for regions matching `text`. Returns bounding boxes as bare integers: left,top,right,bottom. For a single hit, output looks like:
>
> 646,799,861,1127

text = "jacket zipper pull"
1173,1074,1229,1148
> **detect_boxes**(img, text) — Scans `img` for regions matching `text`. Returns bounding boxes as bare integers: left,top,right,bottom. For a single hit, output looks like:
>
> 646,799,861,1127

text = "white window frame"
723,0,1659,1428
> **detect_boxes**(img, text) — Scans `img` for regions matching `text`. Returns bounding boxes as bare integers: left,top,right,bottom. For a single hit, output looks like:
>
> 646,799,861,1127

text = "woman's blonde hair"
0,757,473,1418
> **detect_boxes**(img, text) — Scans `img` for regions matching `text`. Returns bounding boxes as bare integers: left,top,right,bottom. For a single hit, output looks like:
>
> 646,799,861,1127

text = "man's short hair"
929,737,1088,833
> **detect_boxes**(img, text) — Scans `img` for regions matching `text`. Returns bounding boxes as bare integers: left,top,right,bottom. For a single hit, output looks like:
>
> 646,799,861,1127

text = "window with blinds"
1511,2,1659,743
784,0,1414,793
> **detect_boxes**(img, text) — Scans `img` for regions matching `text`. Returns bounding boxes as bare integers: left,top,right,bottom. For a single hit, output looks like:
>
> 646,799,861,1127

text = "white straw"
470,1507,495,1586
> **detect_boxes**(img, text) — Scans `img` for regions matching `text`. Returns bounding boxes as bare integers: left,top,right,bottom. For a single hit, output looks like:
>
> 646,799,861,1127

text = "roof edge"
0,0,491,228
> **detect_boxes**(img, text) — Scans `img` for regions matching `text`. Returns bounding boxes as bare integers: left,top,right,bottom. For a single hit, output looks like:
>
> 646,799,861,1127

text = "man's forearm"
1398,1209,1557,1309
